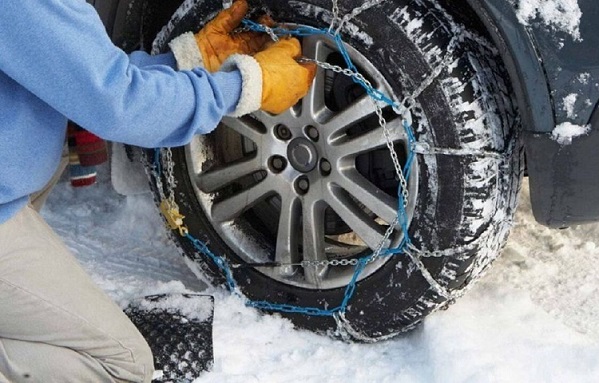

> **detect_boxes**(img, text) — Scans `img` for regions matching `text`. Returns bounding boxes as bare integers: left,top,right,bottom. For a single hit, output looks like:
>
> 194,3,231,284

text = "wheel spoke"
301,35,328,120
275,193,302,277
250,109,279,129
196,156,263,193
210,176,277,223
322,94,378,139
301,34,329,62
338,169,398,225
333,118,407,158
325,186,388,250
222,116,264,144
302,197,327,286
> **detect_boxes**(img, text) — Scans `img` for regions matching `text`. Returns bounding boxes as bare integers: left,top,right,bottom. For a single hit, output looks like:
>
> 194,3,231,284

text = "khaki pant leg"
0,206,154,383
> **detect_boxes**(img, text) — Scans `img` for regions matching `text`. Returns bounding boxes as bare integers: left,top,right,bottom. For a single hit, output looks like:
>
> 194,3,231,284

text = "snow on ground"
42,166,599,382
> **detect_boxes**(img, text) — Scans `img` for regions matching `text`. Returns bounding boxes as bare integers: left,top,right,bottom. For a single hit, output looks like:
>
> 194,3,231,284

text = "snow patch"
551,121,590,145
405,18,423,36
135,294,213,323
562,93,578,118
511,0,583,40
578,72,591,85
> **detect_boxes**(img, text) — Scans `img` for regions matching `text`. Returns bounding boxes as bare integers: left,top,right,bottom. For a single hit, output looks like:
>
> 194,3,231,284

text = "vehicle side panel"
466,0,599,226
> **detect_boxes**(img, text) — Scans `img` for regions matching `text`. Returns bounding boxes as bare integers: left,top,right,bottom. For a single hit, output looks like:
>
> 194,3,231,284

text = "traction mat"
125,293,214,382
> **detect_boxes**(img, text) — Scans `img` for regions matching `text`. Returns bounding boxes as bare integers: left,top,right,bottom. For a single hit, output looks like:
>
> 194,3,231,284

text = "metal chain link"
302,258,360,267
329,0,389,34
163,148,177,205
400,36,460,112
141,149,167,202
335,0,388,34
298,58,370,85
260,24,280,42
329,0,341,32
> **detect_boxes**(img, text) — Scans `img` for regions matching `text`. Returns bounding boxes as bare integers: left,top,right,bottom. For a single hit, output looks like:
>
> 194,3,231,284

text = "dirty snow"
42,167,599,382
551,121,590,145
511,0,583,40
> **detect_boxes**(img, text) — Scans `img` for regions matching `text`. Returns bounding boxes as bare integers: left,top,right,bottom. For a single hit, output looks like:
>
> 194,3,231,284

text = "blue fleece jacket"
0,1,243,223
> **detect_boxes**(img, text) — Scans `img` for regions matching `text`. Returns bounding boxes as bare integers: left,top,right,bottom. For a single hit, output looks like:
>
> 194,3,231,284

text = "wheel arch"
453,0,599,227
448,0,554,134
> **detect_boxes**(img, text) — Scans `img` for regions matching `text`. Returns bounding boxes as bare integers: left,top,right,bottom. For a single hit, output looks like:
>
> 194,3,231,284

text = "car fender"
466,0,599,227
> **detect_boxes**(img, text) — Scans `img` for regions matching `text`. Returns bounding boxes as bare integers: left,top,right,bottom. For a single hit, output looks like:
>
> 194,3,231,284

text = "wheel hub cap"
287,137,318,173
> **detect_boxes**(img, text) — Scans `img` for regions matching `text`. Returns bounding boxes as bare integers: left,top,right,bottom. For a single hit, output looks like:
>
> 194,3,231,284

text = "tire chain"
150,0,513,272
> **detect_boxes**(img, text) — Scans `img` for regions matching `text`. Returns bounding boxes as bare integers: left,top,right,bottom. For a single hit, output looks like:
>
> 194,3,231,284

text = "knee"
122,332,155,383
0,337,155,383
136,339,155,382
102,329,155,383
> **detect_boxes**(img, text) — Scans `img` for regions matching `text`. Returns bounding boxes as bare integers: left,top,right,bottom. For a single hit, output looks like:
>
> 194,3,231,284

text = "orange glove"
170,0,273,72
219,38,316,117
254,38,317,114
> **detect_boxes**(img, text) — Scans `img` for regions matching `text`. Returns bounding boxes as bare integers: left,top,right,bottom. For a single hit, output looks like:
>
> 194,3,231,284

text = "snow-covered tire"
148,0,523,341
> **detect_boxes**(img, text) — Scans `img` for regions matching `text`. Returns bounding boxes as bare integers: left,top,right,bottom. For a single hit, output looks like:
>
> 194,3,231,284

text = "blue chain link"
154,18,418,318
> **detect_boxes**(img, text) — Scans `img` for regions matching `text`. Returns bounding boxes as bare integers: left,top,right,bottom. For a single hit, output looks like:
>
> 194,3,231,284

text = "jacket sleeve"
0,0,242,148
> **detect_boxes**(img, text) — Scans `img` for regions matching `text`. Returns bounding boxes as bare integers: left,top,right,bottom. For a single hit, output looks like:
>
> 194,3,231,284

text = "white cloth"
0,206,153,383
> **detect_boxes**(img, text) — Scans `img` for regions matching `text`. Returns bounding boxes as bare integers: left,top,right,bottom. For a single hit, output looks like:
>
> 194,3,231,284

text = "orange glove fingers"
257,13,276,28
199,5,277,71
267,37,303,59
255,38,317,115
208,0,248,34
195,0,248,72
300,61,318,89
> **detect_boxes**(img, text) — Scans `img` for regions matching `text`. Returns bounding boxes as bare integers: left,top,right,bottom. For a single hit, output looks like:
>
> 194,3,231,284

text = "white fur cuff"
220,54,263,117
169,32,204,70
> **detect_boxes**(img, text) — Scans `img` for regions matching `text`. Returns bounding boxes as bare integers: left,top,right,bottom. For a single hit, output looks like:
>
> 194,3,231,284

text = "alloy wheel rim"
186,33,419,289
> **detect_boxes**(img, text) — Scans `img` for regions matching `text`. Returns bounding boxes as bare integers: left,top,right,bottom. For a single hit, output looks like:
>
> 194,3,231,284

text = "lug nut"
306,125,319,141
320,159,331,176
275,124,292,140
270,156,287,173
296,177,310,195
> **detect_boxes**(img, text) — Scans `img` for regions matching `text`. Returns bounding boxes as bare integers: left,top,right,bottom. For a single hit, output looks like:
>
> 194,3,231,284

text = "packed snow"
42,166,599,382
551,121,590,145
511,0,583,40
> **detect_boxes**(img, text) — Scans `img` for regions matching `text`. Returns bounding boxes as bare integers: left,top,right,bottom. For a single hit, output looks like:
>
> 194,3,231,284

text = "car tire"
147,0,523,341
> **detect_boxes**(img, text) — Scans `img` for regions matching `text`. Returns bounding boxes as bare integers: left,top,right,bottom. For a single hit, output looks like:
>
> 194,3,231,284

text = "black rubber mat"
125,293,214,382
